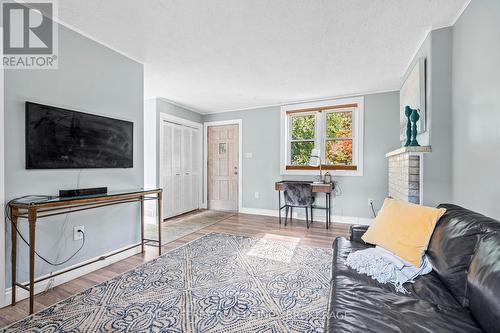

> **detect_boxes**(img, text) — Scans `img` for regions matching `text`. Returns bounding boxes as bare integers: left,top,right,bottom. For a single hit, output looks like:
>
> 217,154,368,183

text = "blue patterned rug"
2,232,333,332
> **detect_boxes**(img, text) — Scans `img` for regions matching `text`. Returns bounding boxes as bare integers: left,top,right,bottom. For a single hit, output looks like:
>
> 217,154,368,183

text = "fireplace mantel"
386,146,432,157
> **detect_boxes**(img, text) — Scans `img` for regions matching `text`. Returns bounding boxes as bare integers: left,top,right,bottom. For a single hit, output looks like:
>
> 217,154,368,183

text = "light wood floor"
0,211,350,327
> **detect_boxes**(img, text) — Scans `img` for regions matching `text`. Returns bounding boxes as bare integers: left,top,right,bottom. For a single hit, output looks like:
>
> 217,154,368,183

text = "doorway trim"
203,119,243,212
158,113,204,217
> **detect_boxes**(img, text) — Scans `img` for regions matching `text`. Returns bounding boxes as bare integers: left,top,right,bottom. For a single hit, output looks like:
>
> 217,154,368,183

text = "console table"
8,188,162,314
275,181,334,229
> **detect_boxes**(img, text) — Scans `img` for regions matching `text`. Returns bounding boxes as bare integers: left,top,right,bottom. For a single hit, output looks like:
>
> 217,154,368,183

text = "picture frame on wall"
400,57,426,141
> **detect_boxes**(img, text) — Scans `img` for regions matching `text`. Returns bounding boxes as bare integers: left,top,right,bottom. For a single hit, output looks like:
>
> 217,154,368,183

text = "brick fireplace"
386,146,431,204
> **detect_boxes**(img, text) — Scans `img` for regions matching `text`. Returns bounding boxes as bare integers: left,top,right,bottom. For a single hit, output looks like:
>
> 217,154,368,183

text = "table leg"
10,207,18,306
278,191,281,224
28,207,37,314
328,193,331,229
157,192,163,256
326,194,329,230
140,195,145,253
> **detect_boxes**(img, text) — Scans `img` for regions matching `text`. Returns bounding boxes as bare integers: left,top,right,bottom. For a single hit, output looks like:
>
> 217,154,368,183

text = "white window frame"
280,96,364,177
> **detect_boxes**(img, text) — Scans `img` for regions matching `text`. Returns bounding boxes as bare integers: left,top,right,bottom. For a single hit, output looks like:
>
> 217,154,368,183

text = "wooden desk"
275,181,334,228
8,188,162,314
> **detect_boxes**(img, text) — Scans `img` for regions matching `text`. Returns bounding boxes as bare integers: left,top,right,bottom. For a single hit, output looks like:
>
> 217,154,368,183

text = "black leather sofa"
325,204,500,333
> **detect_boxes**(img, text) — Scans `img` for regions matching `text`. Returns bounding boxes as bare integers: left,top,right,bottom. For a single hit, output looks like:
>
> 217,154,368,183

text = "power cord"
370,201,377,218
4,198,86,266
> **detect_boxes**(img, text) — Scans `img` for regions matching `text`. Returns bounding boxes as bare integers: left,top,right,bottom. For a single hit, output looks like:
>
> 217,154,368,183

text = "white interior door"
208,124,239,211
161,120,201,218
161,123,173,218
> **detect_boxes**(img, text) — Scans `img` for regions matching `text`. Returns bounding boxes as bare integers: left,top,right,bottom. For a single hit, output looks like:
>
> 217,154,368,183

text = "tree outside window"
290,114,315,165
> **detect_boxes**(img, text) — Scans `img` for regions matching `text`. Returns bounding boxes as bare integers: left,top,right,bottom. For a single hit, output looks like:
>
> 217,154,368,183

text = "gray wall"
204,91,400,218
451,0,500,219
4,24,144,286
403,27,453,208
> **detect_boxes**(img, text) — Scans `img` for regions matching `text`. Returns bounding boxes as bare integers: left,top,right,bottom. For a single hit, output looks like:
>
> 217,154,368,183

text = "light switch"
245,152,253,158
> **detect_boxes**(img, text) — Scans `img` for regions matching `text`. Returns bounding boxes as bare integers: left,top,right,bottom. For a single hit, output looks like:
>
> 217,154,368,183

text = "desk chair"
283,182,315,229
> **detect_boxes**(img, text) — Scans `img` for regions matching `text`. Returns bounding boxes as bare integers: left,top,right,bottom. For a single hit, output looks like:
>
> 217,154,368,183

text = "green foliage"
291,141,315,165
326,112,352,138
289,112,353,166
291,115,315,140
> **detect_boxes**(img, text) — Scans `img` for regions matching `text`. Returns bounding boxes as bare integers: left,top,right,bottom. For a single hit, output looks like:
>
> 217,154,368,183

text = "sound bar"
59,187,108,198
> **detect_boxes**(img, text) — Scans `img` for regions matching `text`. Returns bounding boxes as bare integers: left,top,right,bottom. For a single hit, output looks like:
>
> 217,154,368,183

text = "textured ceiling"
58,0,468,113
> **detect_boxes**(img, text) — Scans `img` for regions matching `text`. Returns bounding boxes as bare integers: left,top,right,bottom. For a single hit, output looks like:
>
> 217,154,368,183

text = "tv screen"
26,102,133,169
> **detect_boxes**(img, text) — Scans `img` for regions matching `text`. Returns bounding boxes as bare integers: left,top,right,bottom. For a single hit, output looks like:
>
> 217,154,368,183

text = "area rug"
145,210,236,246
1,232,333,332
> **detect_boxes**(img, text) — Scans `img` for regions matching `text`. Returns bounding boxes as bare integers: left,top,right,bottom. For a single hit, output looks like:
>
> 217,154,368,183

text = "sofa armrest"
350,225,369,243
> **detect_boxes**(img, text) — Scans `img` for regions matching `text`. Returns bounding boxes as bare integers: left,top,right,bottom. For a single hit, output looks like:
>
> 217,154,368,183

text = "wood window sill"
285,165,357,171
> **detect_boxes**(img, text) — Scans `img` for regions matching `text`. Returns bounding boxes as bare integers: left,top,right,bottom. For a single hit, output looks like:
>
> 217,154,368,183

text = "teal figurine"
410,108,420,146
404,106,412,147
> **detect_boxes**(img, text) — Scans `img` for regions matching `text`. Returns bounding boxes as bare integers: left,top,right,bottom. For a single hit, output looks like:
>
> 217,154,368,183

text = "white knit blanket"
345,246,432,293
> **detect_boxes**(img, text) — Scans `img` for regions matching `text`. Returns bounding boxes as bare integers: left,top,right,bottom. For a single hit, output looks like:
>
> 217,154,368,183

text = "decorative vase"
410,108,420,146
404,106,412,147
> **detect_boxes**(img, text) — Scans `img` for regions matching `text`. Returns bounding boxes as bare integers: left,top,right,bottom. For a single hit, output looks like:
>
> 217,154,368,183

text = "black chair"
283,182,315,229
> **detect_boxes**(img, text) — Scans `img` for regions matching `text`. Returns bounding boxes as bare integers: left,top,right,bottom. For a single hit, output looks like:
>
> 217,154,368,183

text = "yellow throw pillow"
361,198,446,267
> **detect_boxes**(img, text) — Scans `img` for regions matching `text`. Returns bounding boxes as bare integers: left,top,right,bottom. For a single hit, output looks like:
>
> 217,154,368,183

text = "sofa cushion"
326,237,483,333
427,204,500,306
467,233,500,333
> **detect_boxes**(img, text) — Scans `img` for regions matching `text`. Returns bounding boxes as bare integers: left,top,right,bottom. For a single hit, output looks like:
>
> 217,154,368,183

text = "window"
280,97,364,176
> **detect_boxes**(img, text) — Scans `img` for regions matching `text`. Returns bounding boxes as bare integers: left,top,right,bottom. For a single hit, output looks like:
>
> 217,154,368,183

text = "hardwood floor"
0,211,350,327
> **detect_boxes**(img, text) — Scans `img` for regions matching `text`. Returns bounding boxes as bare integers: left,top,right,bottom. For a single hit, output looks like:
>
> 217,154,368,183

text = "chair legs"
283,205,314,230
284,206,289,226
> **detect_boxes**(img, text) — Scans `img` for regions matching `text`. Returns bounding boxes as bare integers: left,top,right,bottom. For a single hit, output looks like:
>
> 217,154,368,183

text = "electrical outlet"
73,226,84,241
368,198,374,206
254,192,259,199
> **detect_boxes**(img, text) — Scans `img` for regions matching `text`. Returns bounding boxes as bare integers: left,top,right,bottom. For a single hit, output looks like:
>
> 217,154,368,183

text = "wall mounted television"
26,102,133,169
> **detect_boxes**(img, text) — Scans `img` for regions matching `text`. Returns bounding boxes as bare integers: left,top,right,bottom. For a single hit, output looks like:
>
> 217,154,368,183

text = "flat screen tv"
26,102,133,169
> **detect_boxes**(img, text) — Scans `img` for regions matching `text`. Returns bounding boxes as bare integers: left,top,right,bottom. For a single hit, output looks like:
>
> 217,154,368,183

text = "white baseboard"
239,207,373,226
2,244,142,307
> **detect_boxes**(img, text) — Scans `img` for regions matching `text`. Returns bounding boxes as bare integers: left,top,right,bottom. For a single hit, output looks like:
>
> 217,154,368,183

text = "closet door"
191,128,200,210
172,124,183,215
181,127,192,212
161,122,174,218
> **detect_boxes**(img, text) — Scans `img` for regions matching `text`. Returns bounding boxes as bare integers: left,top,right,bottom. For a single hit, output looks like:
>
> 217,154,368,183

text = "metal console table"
8,188,162,314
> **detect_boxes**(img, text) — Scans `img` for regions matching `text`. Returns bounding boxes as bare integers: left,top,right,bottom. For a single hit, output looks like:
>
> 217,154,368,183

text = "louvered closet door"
181,127,192,212
161,122,174,218
191,129,200,210
172,124,183,215
161,121,200,218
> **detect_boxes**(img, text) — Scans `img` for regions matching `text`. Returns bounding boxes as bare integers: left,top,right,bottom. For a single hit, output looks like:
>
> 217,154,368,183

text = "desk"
275,181,333,229
8,188,162,314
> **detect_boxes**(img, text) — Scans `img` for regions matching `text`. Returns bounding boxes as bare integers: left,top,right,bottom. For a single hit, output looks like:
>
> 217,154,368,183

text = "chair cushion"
427,204,500,307
361,198,446,267
467,232,500,333
326,237,483,333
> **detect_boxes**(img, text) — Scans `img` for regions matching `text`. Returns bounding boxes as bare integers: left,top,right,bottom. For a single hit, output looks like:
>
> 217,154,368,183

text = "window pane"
291,115,315,140
326,111,352,138
325,140,353,165
290,141,315,165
